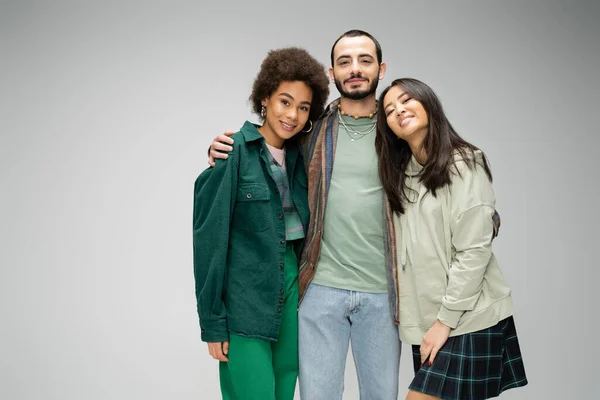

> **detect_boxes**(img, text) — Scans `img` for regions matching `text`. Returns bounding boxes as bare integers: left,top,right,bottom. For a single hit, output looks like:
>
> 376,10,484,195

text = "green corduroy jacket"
193,121,309,342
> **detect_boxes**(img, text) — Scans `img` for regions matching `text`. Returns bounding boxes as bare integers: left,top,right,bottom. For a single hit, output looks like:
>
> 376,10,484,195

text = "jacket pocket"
234,184,272,232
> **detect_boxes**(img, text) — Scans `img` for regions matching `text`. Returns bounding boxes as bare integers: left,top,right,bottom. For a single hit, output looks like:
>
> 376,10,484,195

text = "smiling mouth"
280,121,297,131
399,116,413,127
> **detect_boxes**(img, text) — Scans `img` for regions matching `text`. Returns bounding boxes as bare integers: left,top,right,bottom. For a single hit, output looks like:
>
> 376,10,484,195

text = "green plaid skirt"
410,316,528,400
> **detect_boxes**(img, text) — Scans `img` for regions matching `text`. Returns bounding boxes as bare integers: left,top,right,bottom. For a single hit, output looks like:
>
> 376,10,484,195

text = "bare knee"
405,389,442,400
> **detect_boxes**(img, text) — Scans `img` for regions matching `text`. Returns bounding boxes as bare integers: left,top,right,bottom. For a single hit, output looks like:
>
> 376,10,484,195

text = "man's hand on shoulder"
208,131,236,167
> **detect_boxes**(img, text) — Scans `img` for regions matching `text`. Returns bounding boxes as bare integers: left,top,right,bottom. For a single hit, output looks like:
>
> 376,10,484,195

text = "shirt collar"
239,120,264,143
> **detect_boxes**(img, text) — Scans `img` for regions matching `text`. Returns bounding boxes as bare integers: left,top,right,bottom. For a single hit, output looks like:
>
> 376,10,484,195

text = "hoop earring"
301,120,313,133
260,105,266,118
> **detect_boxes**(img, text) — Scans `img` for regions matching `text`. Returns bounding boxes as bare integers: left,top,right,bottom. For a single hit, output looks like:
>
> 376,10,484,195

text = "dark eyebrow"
384,92,408,110
336,53,375,63
279,92,312,106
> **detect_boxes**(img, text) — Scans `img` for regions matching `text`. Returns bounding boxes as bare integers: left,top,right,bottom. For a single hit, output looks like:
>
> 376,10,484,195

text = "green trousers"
219,244,299,400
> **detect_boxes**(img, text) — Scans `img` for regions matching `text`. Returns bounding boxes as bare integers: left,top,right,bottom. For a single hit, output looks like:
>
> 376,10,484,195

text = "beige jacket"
393,150,513,345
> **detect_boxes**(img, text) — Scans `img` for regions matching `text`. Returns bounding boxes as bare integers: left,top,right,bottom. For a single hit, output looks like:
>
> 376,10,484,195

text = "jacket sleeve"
437,158,495,329
192,151,238,342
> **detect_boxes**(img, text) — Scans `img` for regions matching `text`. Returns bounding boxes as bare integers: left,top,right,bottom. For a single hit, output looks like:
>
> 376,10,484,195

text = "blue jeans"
298,283,401,400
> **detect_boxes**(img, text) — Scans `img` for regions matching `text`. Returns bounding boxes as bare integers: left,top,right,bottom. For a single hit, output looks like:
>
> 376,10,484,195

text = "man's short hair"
330,29,382,66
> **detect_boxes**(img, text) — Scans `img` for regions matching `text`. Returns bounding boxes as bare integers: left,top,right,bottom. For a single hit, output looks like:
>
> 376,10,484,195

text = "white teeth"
400,116,413,126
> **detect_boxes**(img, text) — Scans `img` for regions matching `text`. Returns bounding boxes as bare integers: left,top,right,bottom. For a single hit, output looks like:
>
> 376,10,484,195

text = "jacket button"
279,298,284,303
280,289,284,294
280,263,284,269
278,214,284,219
280,239,285,244
246,193,252,199
278,307,282,312
201,329,205,333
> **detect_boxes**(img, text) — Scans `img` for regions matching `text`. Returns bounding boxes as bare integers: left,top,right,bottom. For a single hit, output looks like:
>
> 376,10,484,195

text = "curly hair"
250,47,330,125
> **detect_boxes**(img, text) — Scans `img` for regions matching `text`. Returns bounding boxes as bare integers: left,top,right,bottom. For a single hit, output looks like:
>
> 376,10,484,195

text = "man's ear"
328,67,335,82
378,62,387,80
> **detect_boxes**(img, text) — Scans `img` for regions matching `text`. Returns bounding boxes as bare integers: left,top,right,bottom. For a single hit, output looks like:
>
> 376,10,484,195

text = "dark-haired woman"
192,47,329,399
376,78,527,400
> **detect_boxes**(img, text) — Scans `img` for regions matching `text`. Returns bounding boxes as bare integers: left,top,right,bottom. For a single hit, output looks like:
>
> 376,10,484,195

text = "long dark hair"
375,78,492,215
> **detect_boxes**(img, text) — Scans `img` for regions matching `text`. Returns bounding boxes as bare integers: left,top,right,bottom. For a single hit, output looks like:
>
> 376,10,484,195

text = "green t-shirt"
311,114,387,293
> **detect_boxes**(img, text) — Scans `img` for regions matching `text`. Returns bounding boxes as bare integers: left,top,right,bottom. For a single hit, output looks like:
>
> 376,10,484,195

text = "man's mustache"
344,74,368,84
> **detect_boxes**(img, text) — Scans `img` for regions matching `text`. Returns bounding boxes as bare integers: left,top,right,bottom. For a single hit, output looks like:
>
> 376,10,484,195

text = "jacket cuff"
200,318,229,342
437,305,464,329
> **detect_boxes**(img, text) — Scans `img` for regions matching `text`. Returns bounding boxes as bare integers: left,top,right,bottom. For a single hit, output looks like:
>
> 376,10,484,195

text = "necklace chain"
338,113,376,141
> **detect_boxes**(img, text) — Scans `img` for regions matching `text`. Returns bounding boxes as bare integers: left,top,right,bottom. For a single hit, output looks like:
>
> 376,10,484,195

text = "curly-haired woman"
192,47,329,399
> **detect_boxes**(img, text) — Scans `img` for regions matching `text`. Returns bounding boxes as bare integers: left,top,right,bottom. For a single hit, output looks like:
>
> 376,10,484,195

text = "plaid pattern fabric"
297,99,341,301
267,152,305,241
410,316,527,400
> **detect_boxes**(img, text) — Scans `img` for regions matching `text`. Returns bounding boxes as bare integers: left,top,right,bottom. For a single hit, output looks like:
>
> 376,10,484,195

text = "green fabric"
266,150,305,241
219,244,299,400
311,114,387,293
193,121,309,342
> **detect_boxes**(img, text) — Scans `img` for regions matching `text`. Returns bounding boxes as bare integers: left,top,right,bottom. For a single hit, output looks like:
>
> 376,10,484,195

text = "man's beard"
334,72,380,100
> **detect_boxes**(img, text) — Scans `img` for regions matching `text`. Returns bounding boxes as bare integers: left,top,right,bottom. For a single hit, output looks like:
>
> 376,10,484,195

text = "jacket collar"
240,120,301,166
320,98,342,119
240,121,265,143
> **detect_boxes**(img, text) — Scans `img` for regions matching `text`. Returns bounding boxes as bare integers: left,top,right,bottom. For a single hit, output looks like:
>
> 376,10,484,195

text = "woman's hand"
208,341,229,362
420,320,451,366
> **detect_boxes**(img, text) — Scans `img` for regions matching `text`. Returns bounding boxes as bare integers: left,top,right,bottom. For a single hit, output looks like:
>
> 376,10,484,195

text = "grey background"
1,0,598,399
